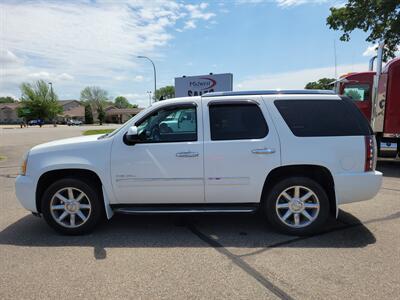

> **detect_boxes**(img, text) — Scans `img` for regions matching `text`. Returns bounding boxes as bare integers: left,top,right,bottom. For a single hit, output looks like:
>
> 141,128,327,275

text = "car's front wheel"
264,177,330,236
41,178,104,235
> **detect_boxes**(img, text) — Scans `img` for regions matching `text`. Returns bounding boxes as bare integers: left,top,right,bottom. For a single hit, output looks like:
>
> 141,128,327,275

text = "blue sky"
0,0,385,107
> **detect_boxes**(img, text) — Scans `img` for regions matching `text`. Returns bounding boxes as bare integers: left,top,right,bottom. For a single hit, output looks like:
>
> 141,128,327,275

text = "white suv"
15,90,382,236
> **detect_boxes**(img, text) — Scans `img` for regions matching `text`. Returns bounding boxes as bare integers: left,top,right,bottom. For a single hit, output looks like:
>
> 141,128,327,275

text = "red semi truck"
336,43,400,158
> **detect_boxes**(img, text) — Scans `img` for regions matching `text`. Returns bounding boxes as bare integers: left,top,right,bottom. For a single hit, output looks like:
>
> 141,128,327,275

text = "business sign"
175,73,233,97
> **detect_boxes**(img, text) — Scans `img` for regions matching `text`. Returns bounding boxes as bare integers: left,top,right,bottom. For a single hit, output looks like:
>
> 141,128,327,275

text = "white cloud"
57,73,74,81
235,63,367,90
119,92,150,108
28,71,51,79
134,75,144,82
363,44,378,57
184,20,197,30
0,0,216,98
0,49,22,65
236,0,329,6
185,3,216,20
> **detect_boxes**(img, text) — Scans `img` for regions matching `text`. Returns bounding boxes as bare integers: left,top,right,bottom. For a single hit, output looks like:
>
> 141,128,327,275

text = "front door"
110,101,204,204
202,97,281,203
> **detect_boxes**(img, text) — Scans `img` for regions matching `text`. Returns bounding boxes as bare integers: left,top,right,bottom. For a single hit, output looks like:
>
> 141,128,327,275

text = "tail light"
365,135,377,172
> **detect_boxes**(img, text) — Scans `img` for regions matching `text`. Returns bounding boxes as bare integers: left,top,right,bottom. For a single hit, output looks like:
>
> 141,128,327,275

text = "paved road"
0,126,399,299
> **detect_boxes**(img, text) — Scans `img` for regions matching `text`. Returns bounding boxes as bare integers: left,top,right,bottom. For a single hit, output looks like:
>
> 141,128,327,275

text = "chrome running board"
112,204,259,215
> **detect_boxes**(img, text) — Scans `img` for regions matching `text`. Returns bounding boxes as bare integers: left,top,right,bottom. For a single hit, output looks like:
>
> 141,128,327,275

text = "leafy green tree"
84,103,94,124
0,96,16,103
17,80,62,122
80,86,108,125
114,96,132,108
154,86,175,101
344,89,363,100
305,78,335,90
327,0,400,60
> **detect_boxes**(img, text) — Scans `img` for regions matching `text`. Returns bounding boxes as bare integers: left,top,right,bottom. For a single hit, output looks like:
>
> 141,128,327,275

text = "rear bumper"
334,171,382,205
15,175,37,213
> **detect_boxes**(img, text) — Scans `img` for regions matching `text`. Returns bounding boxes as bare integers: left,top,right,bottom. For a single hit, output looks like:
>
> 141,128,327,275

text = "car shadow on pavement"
377,160,400,178
0,209,379,259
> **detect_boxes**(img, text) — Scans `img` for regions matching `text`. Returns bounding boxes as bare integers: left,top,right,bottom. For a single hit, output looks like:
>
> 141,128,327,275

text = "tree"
84,103,93,124
154,86,175,101
0,96,16,103
18,80,62,122
114,96,132,108
305,78,335,90
97,106,106,125
344,89,362,100
80,86,108,125
327,0,400,60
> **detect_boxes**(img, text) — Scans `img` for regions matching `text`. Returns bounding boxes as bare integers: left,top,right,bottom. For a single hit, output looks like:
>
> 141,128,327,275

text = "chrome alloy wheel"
50,187,92,228
275,185,320,228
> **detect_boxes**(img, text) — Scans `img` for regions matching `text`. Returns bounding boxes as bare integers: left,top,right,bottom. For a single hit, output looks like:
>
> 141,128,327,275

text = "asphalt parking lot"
0,125,399,299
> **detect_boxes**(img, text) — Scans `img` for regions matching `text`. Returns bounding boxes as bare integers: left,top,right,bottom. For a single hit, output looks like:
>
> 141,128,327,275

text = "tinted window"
343,84,370,101
274,99,372,137
135,106,197,142
209,104,268,140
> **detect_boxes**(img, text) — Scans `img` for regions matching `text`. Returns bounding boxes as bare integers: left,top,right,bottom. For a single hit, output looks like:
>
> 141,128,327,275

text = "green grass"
0,155,6,161
82,129,114,136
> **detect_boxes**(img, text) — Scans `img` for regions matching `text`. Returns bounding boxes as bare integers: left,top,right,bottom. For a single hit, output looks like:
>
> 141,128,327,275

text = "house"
57,100,85,123
0,99,142,124
0,100,85,124
0,103,22,124
105,107,142,123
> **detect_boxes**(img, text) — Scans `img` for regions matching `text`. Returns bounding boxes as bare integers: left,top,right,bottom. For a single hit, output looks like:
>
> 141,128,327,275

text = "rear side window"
274,98,372,137
209,104,268,140
343,84,370,101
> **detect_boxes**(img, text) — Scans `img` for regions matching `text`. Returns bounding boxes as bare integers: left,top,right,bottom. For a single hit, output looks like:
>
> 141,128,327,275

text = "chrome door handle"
176,151,199,158
251,148,275,154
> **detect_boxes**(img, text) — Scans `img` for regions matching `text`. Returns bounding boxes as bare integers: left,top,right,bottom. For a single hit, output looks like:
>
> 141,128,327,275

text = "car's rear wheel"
41,178,103,235
264,177,330,236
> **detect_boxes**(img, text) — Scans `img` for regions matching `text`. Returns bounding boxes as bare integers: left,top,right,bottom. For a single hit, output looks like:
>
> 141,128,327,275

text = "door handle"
251,148,275,154
176,151,199,158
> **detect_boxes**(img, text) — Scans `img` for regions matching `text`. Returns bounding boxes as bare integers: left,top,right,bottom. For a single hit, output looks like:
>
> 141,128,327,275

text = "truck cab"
338,56,400,157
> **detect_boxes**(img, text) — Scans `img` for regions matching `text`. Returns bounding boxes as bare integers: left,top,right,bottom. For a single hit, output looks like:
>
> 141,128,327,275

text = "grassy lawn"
82,129,114,136
0,155,6,161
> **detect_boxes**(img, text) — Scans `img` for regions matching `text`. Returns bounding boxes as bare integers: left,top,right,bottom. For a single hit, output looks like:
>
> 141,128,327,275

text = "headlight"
19,151,29,176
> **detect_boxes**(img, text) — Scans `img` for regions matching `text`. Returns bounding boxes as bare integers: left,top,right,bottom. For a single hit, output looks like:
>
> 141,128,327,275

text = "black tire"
263,177,330,236
41,178,104,235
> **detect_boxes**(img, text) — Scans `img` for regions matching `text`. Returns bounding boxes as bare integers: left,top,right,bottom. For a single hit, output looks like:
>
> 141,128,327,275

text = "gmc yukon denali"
15,90,382,236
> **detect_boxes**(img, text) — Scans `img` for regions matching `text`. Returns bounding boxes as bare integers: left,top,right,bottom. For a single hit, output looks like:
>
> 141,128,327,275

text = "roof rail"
202,89,335,97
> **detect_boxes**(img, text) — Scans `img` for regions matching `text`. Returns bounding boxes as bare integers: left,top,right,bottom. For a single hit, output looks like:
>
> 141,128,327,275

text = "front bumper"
15,175,37,213
334,171,383,205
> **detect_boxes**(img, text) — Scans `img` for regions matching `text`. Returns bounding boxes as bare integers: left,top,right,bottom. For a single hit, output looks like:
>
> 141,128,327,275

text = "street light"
146,91,152,107
48,82,56,127
48,82,53,99
137,56,156,105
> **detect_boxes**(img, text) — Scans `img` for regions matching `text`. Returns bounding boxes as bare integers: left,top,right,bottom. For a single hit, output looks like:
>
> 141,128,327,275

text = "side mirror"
125,125,140,144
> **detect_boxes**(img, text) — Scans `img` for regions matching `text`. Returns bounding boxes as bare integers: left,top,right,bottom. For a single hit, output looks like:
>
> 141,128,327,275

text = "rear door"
202,97,281,203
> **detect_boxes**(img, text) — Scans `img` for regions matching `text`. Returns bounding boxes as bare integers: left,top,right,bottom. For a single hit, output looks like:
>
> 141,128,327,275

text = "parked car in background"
28,119,44,126
15,90,382,236
67,119,83,126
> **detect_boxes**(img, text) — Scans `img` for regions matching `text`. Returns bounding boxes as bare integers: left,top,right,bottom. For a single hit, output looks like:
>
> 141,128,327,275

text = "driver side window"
136,105,197,143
